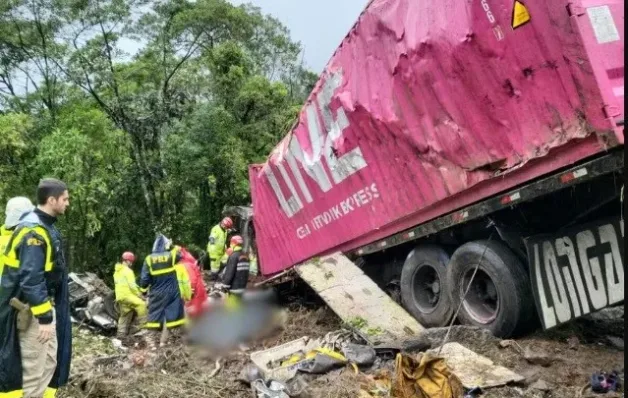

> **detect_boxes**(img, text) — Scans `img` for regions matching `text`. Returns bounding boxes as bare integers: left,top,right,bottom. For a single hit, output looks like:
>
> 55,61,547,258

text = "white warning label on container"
587,6,620,44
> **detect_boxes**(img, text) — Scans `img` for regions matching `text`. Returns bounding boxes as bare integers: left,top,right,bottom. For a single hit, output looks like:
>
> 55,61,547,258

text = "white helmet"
4,197,34,229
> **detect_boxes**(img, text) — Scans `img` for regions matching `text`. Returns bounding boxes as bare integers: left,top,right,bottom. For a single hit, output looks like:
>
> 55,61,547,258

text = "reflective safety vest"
0,212,72,396
145,251,176,276
2,224,55,317
143,249,191,300
0,225,12,280
175,263,192,301
113,263,141,302
220,243,236,267
207,224,228,262
3,225,54,272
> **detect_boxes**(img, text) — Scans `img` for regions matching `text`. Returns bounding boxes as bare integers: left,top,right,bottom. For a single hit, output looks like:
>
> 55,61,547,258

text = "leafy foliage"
0,0,316,277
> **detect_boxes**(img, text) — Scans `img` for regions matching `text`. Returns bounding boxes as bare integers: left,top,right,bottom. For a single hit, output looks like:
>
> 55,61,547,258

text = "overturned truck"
247,0,625,337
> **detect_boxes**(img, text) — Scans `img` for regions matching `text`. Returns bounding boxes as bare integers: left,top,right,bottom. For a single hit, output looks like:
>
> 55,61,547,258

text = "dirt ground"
58,303,624,398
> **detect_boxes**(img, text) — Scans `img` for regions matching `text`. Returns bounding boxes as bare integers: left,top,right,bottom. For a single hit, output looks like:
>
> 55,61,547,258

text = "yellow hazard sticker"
512,0,531,29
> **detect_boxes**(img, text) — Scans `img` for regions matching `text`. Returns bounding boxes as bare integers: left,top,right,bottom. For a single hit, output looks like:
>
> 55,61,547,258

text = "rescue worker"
0,178,72,398
1,197,35,281
172,246,192,303
220,236,250,296
139,235,186,348
218,245,234,276
207,217,233,279
177,247,207,318
113,252,147,338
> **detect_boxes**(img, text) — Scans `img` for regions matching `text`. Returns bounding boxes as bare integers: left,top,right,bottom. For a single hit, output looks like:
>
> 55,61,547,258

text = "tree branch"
162,32,202,98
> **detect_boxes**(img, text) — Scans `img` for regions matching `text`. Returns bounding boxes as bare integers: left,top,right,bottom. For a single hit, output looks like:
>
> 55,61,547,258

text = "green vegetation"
347,317,368,330
0,0,318,280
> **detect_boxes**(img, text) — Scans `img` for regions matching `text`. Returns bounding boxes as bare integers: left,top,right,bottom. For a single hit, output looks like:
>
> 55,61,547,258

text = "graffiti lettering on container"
296,183,380,239
526,218,624,330
262,70,368,219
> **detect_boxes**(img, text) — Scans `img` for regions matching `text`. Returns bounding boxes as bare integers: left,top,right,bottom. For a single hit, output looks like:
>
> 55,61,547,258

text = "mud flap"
296,253,424,344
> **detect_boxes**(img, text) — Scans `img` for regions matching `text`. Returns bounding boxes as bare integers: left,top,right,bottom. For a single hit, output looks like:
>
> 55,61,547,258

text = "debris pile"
69,272,118,333
59,289,624,398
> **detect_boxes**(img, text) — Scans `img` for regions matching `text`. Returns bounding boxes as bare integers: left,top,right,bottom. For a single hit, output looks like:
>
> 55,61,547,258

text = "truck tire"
447,240,534,338
400,245,453,327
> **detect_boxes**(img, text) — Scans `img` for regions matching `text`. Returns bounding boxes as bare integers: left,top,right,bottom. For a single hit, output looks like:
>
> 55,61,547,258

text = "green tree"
0,0,319,273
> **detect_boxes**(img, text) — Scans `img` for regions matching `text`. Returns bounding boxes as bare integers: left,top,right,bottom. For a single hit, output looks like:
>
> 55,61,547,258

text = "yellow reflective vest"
113,263,141,302
220,243,236,268
207,224,228,270
175,263,192,301
0,225,12,279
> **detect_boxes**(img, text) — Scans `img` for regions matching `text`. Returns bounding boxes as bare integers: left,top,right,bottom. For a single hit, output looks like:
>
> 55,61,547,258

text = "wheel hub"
461,269,500,324
412,264,442,314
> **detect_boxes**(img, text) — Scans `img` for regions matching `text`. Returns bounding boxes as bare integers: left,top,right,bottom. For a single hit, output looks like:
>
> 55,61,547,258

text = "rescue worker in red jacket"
139,235,185,348
220,236,250,296
177,247,208,318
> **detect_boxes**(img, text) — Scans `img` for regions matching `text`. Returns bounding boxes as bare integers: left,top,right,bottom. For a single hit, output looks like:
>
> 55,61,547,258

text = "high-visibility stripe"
0,389,24,397
145,319,186,329
166,318,186,327
147,251,178,276
31,301,52,316
150,267,176,276
5,226,54,272
3,257,18,268
43,388,57,398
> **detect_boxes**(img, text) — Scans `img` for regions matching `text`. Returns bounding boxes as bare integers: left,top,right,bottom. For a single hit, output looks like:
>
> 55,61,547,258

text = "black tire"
447,240,535,338
400,245,454,327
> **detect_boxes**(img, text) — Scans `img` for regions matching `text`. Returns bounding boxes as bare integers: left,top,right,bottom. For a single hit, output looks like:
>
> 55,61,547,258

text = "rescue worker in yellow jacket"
114,252,147,338
0,197,35,281
207,217,233,279
172,246,192,302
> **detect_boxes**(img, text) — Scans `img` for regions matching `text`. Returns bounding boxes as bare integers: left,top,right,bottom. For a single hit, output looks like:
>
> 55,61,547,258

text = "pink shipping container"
249,0,624,276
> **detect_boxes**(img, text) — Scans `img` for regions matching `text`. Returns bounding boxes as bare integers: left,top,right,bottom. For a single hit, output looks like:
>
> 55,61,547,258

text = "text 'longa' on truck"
244,0,624,337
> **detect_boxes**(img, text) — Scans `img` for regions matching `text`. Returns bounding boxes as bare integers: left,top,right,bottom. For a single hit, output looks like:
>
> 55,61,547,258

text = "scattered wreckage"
68,272,119,333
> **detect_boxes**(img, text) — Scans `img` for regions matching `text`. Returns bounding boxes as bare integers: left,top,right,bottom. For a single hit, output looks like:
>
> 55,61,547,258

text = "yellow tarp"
360,352,463,398
393,352,463,398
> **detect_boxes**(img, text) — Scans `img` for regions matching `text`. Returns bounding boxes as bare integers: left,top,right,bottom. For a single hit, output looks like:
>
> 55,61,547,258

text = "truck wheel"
447,240,534,338
400,245,453,327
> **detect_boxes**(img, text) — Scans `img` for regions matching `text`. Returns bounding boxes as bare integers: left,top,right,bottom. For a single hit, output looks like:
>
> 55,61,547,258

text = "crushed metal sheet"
296,253,424,344
429,342,525,389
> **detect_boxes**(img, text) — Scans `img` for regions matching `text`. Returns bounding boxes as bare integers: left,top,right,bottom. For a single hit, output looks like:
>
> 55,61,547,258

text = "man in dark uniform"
139,235,186,349
219,236,250,296
0,178,72,398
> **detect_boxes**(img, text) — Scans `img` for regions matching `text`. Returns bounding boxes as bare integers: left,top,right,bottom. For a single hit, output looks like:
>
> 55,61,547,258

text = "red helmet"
122,252,136,263
230,235,243,246
221,217,233,229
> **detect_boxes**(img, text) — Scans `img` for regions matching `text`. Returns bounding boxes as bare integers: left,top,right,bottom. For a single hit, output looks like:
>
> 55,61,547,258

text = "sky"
229,0,367,73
